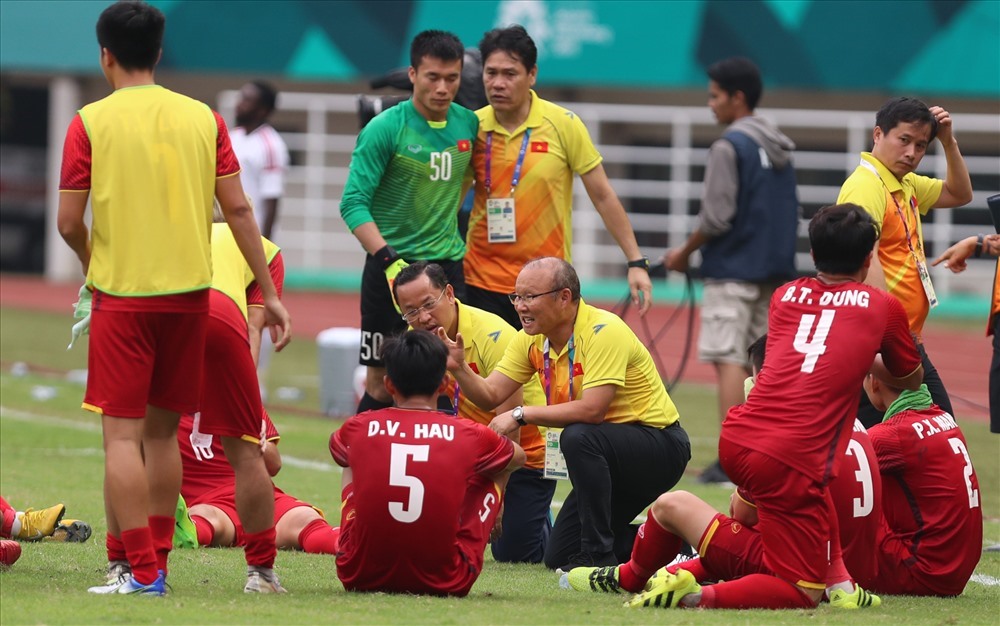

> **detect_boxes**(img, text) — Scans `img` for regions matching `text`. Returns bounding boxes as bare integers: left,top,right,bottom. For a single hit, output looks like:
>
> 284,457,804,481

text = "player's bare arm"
581,165,653,315
217,175,292,350
929,106,973,209
57,191,92,276
933,234,1000,273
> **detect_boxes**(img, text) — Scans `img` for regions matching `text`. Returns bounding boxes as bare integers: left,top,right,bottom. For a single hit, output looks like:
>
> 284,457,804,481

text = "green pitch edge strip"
285,269,989,322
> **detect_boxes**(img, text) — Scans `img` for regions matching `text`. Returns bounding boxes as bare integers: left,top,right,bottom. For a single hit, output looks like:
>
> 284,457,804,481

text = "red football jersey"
179,411,279,503
868,406,983,596
828,419,882,582
330,407,514,591
723,277,920,484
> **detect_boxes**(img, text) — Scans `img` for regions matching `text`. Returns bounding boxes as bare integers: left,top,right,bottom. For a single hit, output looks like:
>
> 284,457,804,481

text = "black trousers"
857,342,953,428
542,421,691,570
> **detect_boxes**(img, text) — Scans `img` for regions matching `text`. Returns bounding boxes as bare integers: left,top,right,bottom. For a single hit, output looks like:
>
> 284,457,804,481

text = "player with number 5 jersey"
330,331,525,596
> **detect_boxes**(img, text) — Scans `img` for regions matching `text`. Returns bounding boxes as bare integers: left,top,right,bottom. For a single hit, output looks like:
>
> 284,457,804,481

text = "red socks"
243,527,277,568
121,527,158,585
298,519,339,554
669,557,711,582
618,510,683,593
699,574,817,609
191,515,215,546
106,533,127,562
0,497,15,538
149,515,174,575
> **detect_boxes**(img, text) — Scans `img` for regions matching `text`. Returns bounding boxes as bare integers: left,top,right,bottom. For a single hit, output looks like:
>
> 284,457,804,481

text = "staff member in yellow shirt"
439,257,690,572
465,25,652,329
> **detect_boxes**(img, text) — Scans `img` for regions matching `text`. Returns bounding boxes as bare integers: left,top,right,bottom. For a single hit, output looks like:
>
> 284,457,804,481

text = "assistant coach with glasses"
438,257,690,572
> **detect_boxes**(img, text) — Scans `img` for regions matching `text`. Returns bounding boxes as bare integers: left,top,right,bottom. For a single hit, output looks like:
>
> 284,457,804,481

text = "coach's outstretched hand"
263,295,292,351
436,327,465,372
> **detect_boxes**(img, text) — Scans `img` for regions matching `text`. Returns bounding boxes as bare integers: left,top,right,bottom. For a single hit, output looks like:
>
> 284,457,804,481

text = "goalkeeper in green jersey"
340,29,479,413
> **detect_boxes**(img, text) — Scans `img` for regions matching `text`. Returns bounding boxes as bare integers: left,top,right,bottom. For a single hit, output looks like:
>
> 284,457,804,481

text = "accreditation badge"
914,256,939,309
543,428,569,480
486,197,516,243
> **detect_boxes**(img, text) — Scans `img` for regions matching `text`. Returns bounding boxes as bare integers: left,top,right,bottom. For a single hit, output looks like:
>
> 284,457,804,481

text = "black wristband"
974,234,985,258
374,245,401,270
627,256,650,270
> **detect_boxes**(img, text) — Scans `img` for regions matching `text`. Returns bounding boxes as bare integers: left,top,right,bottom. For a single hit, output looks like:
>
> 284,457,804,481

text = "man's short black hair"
410,30,464,69
381,330,447,398
875,97,937,143
809,204,880,275
96,1,165,71
479,25,537,71
747,333,767,373
392,262,449,303
707,57,763,111
249,80,278,112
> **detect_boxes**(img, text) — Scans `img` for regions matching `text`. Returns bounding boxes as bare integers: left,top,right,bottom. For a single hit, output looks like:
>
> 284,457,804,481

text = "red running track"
0,274,988,421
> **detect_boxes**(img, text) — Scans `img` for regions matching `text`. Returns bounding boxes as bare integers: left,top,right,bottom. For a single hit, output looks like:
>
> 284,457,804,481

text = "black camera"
357,94,410,129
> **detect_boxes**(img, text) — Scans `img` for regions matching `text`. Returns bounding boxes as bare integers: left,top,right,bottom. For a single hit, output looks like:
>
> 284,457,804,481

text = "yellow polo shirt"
495,300,679,428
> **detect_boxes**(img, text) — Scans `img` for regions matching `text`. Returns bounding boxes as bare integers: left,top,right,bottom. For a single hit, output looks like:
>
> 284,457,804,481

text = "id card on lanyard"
485,130,531,243
541,335,573,480
859,159,938,309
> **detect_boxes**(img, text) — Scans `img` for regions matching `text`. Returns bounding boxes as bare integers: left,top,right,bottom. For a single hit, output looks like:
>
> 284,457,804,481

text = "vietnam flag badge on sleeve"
531,141,549,153
457,139,471,152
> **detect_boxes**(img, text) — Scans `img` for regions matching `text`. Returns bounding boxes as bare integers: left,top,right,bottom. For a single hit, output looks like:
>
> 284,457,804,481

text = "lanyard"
485,129,531,197
859,159,923,257
542,334,575,405
451,379,460,416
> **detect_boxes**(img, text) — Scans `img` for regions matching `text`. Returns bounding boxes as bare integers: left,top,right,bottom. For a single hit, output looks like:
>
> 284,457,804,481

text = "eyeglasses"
507,288,563,305
400,289,447,323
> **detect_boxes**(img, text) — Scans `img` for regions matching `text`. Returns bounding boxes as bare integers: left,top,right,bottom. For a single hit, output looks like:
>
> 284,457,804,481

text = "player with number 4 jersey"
330,330,525,596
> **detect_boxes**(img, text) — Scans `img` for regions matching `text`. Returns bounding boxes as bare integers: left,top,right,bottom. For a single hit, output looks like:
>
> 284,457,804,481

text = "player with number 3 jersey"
330,331,525,596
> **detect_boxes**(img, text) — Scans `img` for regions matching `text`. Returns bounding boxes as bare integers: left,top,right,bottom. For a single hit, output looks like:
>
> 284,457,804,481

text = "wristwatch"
627,256,650,270
512,405,527,427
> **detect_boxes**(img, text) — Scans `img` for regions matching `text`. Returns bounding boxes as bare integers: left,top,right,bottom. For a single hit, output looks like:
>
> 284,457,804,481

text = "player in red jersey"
58,2,290,597
565,333,883,608
622,204,922,610
859,364,983,596
176,411,339,555
330,330,525,596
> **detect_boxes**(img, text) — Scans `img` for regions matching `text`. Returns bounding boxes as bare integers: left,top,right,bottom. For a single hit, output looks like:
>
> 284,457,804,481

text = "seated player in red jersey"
858,362,983,597
176,410,339,555
330,330,526,597
623,204,923,610
564,332,882,609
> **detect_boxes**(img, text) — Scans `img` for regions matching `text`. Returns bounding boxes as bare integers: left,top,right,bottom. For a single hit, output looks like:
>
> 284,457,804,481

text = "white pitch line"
1,404,337,473
970,574,1000,586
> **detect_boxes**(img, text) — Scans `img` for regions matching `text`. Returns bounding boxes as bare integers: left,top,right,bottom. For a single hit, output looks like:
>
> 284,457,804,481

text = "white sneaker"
244,566,287,594
88,562,133,595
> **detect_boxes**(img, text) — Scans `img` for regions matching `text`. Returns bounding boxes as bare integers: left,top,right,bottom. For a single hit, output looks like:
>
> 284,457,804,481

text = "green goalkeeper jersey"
340,100,478,261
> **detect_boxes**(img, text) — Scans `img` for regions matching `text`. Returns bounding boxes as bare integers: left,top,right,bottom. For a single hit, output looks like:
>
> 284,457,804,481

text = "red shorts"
197,312,262,439
868,528,960,596
719,436,831,590
697,513,771,581
84,293,209,418
192,484,316,546
337,474,501,597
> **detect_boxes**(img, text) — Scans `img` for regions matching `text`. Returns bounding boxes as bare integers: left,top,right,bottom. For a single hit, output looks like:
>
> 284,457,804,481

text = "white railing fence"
219,90,999,298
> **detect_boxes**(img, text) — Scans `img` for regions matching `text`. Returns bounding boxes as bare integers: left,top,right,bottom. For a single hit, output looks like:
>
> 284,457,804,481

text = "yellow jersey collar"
860,152,904,193
480,90,544,137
